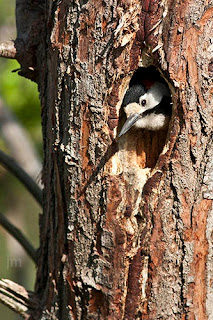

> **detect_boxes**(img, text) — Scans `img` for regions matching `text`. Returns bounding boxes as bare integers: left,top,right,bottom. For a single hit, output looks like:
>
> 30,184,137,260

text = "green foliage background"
0,59,42,151
0,1,42,319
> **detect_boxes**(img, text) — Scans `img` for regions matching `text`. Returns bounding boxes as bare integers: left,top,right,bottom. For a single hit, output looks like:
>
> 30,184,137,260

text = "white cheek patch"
141,82,170,110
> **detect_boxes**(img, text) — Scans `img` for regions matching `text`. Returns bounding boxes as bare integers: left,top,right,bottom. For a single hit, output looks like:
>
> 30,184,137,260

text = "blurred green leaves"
0,0,15,27
0,0,41,151
0,59,42,152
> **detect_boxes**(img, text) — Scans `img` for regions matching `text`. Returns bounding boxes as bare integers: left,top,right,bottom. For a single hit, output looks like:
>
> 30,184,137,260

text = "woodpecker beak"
118,113,141,137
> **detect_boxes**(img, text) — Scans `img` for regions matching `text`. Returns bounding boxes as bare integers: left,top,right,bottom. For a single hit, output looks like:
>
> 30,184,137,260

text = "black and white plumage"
118,82,172,137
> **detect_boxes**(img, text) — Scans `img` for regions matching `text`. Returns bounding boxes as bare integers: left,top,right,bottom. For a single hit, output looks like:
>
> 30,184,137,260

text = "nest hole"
118,66,172,170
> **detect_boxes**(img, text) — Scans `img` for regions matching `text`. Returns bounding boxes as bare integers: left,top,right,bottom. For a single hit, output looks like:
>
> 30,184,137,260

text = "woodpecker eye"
141,99,146,106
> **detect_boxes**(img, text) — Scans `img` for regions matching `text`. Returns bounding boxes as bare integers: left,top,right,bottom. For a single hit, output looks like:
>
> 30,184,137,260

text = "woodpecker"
118,81,172,137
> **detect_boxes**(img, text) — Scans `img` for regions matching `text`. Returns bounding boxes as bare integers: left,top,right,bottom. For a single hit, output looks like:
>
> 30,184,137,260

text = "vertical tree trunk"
16,0,213,319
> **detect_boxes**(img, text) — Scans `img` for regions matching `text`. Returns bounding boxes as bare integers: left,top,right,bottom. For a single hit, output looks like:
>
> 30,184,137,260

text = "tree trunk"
15,0,213,319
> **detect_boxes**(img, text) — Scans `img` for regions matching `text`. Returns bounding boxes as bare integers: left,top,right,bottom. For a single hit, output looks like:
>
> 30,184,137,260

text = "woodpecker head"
118,81,171,137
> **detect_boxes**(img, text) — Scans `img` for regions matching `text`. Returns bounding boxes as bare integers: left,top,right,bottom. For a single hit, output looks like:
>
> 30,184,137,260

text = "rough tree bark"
14,0,213,319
